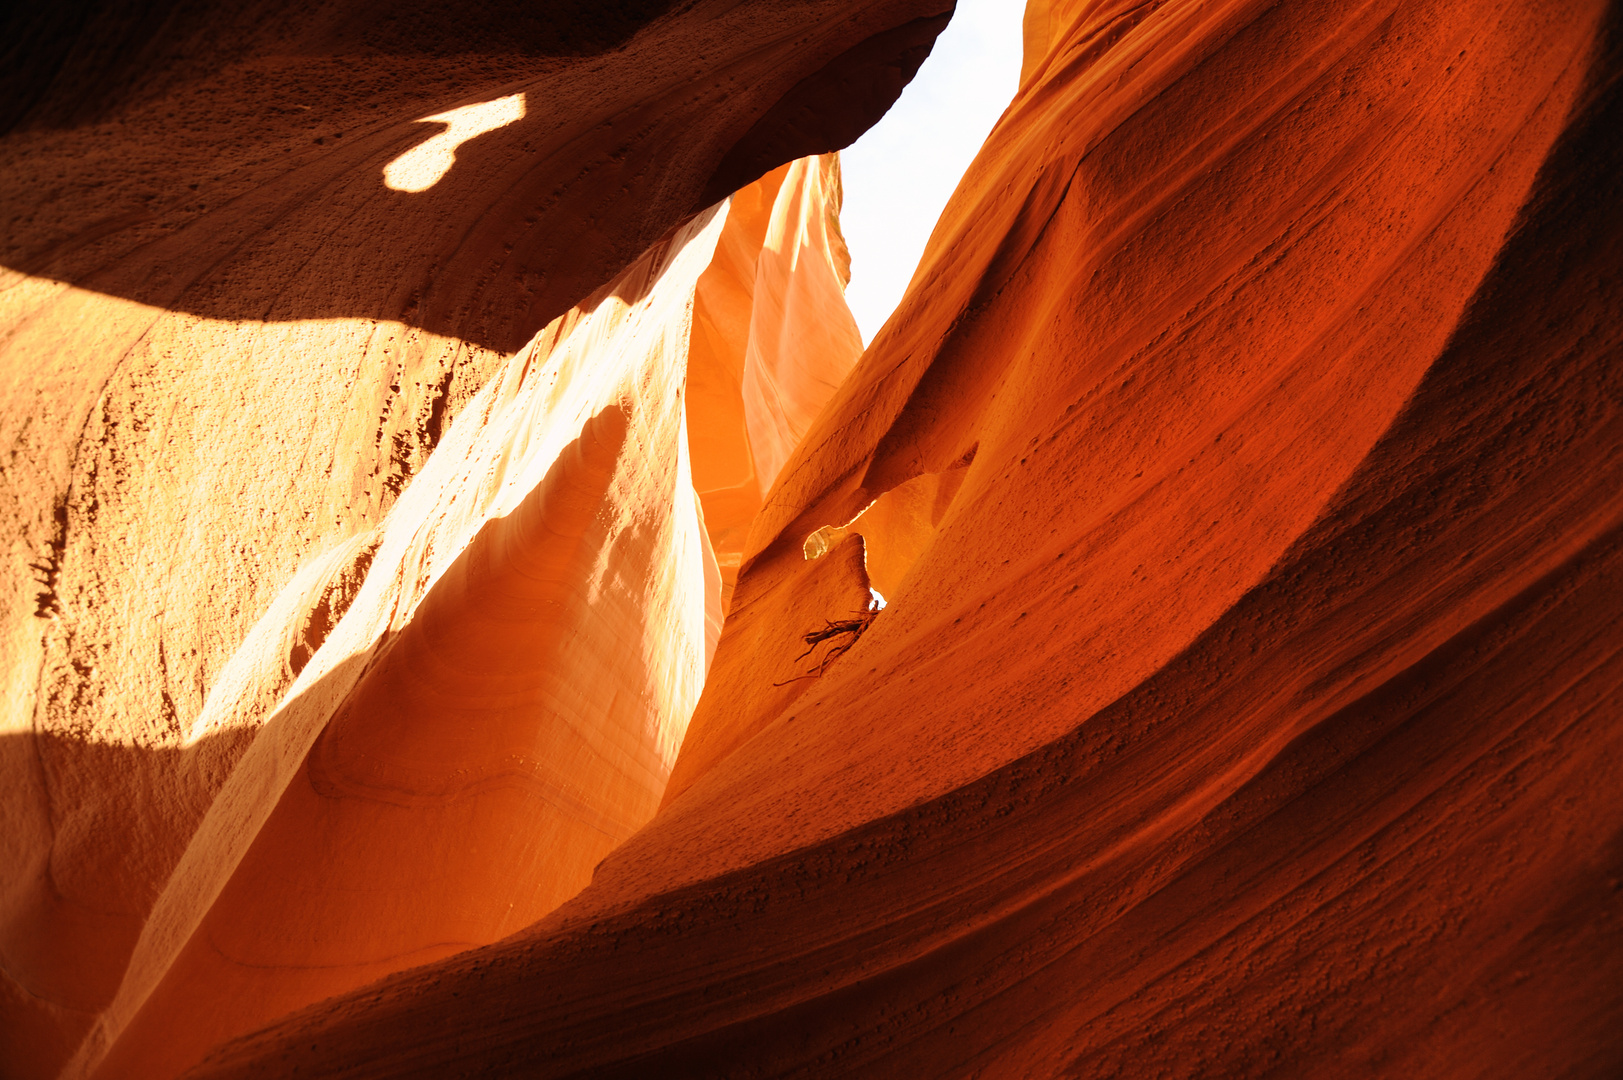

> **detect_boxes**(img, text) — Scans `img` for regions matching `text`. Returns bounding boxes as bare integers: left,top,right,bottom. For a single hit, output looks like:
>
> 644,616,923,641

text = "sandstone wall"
196,0,1623,1076
0,0,940,1075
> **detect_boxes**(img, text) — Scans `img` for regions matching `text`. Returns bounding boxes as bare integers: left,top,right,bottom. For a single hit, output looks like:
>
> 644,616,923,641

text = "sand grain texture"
0,0,937,1075
191,0,1623,1076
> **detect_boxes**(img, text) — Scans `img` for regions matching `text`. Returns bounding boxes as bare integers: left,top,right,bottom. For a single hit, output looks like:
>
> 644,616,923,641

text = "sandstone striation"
79,206,723,1080
6,0,1623,1077
190,0,1623,1077
686,155,866,606
0,1,935,1076
74,151,866,1080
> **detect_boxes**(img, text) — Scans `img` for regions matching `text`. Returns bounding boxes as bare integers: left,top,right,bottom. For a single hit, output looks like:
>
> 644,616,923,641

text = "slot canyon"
1,0,1619,1077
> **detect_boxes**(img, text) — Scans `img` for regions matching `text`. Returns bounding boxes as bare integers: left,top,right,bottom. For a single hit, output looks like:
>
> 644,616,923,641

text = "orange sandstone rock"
80,205,725,1080
662,532,872,810
0,1,946,1075
193,0,1623,1077
687,155,865,605
71,153,865,1080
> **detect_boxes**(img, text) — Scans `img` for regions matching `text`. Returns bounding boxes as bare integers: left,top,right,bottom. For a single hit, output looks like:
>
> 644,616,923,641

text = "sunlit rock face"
82,205,721,1080
686,155,866,606
69,157,864,1080
0,1,944,1077
195,0,1623,1077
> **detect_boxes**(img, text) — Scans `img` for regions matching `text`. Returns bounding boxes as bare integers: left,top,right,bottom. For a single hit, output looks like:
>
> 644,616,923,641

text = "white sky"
839,0,1026,345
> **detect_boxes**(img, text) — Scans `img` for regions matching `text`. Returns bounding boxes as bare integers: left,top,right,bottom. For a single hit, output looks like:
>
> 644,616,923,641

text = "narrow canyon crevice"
4,0,1622,1078
1,3,944,1075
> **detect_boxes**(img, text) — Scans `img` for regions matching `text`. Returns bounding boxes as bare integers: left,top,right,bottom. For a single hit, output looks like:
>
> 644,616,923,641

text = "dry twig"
773,603,881,686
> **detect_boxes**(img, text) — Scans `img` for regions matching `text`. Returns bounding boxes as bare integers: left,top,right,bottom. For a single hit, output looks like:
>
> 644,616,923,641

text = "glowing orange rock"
662,532,872,810
61,150,863,1080
79,206,722,1080
194,1,1623,1077
0,0,947,1073
688,155,865,605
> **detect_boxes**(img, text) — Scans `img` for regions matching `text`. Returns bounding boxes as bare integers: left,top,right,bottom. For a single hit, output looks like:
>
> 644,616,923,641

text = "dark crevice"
31,498,68,619
288,539,381,677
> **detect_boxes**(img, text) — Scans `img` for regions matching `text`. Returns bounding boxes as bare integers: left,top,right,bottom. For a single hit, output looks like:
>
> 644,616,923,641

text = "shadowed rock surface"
190,0,1623,1077
7,0,1623,1078
0,2,939,1076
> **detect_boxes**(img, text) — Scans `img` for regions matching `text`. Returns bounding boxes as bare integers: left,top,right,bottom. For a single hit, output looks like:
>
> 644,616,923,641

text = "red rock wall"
76,205,724,1080
192,0,1623,1077
64,154,864,1080
0,1,943,1076
687,155,865,606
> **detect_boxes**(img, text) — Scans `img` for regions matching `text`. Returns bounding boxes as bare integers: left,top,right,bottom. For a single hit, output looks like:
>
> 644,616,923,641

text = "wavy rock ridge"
6,159,863,1080
4,0,1622,1077
1,1,910,1075
69,155,865,1080
194,0,1623,1077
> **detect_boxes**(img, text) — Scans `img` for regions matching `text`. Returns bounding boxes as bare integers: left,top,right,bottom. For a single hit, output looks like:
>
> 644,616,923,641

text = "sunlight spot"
383,93,527,193
804,524,842,560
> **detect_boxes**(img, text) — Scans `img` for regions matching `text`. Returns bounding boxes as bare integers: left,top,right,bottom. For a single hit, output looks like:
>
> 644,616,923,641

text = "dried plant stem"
773,605,880,686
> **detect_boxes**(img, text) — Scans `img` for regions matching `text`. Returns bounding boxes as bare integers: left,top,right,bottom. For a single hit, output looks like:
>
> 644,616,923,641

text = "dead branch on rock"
773,604,880,685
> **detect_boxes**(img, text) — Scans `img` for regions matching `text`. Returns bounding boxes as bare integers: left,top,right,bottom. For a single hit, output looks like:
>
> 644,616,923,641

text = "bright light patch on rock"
382,93,527,193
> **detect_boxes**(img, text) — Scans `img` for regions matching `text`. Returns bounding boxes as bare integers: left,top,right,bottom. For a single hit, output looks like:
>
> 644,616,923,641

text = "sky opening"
839,0,1025,345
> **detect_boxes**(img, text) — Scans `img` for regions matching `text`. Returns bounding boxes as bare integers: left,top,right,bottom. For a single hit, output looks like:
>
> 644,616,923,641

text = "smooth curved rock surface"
80,205,724,1080
192,0,1623,1077
687,155,865,604
0,0,946,1075
68,152,865,1080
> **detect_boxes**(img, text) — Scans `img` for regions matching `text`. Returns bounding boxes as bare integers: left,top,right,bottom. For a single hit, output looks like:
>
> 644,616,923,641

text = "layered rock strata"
75,150,864,1080
195,0,1623,1077
686,155,866,605
0,1,918,1075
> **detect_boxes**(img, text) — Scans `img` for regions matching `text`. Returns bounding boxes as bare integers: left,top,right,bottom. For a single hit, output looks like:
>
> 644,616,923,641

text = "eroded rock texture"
0,1,928,1077
190,0,1623,1077
76,153,865,1080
